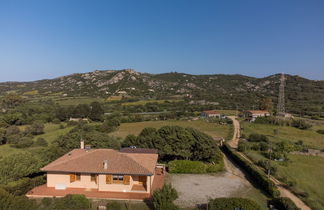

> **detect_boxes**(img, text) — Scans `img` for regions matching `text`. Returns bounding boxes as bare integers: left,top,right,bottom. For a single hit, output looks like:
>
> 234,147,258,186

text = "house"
277,112,293,118
27,143,164,200
69,117,89,122
243,110,270,122
200,110,221,118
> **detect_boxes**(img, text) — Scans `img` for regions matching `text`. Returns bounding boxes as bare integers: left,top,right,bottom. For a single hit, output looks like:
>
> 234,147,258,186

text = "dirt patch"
167,156,262,208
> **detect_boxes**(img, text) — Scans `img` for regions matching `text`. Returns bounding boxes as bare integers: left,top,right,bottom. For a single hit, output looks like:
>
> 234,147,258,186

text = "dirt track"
228,116,311,210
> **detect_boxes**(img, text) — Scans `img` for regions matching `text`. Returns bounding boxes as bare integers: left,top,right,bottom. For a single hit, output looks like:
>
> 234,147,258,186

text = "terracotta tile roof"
246,110,270,114
202,110,220,115
41,149,158,175
120,148,158,154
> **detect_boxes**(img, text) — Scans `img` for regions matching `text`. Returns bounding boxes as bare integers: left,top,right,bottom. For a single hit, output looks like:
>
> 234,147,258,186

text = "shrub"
152,184,179,210
248,133,269,142
34,137,48,147
12,137,34,148
270,197,301,210
106,201,122,210
317,129,324,135
168,160,207,173
206,162,224,173
291,119,312,130
0,188,38,210
2,176,46,196
51,194,91,210
208,197,261,210
25,122,45,135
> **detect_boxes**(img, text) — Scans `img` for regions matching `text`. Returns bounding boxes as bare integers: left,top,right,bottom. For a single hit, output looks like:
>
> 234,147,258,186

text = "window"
76,173,81,181
91,174,97,184
70,174,76,183
70,173,81,183
112,175,124,184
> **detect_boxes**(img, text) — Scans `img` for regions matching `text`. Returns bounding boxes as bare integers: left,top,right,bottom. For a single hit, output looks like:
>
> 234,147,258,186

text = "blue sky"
0,0,323,81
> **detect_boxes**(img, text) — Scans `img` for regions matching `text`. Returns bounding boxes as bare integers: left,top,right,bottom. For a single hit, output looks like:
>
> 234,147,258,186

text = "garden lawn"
241,122,324,150
273,155,324,210
110,120,230,139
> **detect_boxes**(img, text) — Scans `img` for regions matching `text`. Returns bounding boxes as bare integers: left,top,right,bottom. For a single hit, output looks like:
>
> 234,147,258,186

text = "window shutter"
123,175,130,185
70,174,76,183
106,175,112,184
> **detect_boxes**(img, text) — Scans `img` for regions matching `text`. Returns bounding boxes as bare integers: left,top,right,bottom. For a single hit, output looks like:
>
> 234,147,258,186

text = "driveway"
167,156,262,208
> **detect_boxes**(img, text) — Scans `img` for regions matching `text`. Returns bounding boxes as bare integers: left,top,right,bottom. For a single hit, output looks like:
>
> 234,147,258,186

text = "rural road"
227,116,311,210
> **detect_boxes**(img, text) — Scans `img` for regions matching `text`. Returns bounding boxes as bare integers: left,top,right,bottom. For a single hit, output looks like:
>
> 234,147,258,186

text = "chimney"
103,160,108,169
80,140,85,149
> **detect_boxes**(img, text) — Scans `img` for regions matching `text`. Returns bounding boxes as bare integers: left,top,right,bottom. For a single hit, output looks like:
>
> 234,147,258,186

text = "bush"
208,197,261,210
25,122,45,135
168,160,207,173
106,201,122,210
34,137,48,147
206,162,224,173
291,119,312,130
270,197,301,210
152,184,179,210
222,144,280,198
248,133,269,142
2,176,46,196
12,137,34,148
168,160,223,174
50,194,91,210
317,129,324,135
0,188,38,210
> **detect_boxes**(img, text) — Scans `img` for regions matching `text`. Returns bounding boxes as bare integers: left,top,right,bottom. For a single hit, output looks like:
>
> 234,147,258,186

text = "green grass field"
241,122,324,150
273,155,324,209
241,121,324,209
111,120,230,139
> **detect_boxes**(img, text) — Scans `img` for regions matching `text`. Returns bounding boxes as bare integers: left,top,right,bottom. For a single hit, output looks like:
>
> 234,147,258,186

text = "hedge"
208,197,261,210
271,197,301,210
168,160,223,174
222,144,280,197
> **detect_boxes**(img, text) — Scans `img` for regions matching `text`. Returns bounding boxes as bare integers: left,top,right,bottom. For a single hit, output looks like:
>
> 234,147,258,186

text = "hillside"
0,69,323,115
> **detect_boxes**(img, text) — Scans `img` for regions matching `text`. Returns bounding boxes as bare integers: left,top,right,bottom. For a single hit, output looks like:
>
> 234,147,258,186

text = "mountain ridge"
0,69,323,115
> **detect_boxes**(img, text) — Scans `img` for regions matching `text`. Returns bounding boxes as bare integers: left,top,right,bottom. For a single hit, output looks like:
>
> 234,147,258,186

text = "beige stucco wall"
47,172,154,193
47,172,98,189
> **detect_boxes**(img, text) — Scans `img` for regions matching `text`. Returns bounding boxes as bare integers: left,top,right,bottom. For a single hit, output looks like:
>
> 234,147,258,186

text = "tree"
0,188,38,210
0,152,43,184
260,97,273,113
5,125,20,136
25,122,45,135
1,92,24,108
152,184,179,210
0,128,6,145
89,101,104,121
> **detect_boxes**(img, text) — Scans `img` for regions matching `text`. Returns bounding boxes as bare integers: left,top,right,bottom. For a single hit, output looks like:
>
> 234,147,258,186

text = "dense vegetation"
207,197,261,210
270,197,301,210
168,160,223,174
122,126,223,163
152,184,179,210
